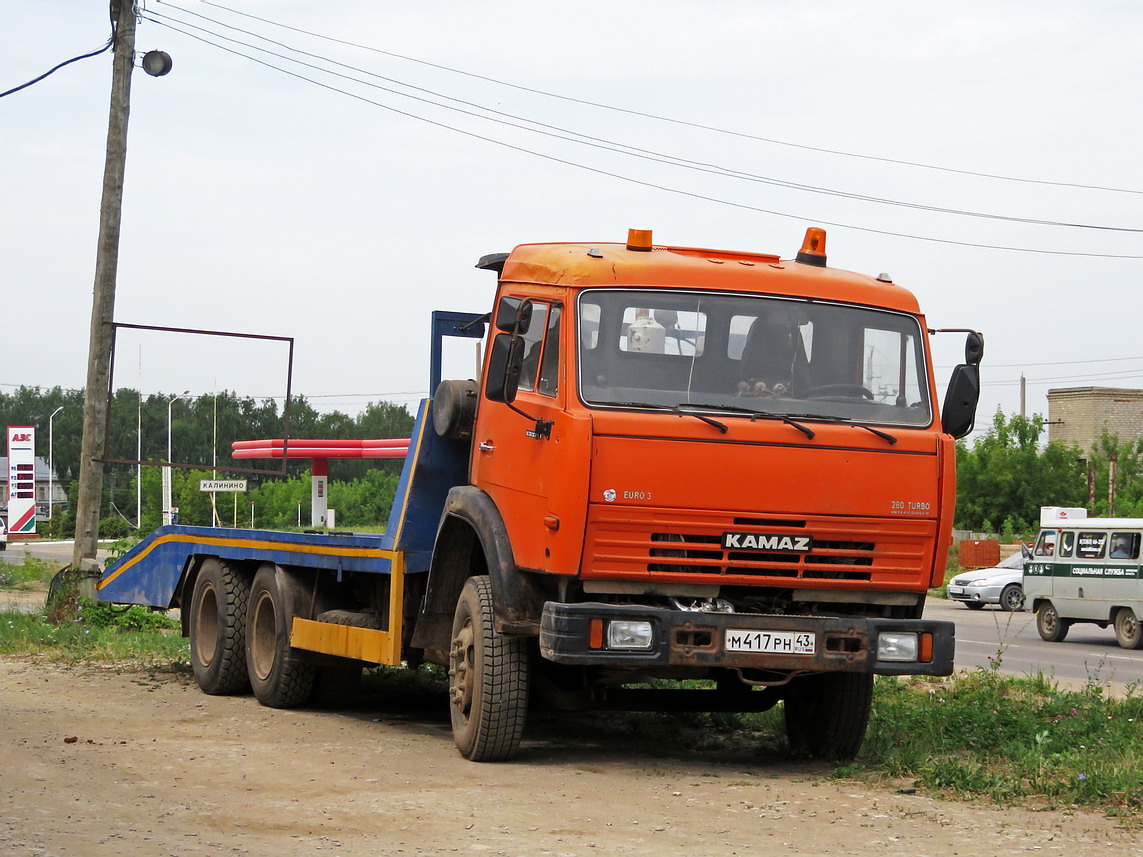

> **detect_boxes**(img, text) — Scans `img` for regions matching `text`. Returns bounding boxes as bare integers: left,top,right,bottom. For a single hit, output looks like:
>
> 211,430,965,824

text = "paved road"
3,540,112,567
925,597,1143,691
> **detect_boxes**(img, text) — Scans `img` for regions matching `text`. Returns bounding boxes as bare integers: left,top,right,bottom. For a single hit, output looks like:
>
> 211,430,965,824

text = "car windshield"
576,289,932,426
997,552,1025,570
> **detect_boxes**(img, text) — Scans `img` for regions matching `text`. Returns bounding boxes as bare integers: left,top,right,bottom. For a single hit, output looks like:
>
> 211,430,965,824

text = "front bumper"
947,585,999,605
539,601,955,677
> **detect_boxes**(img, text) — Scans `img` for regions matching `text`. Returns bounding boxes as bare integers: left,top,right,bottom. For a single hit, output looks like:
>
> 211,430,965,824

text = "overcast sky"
4,1,1141,441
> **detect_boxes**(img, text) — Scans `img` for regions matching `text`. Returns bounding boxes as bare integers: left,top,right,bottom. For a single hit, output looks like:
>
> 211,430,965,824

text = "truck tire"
783,672,874,761
1114,608,1143,650
188,558,251,695
1036,601,1070,642
448,575,529,761
246,564,316,708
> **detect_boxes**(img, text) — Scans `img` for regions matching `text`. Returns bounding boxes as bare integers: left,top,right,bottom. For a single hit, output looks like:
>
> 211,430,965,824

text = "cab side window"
1059,532,1075,557
1034,531,1057,557
517,303,550,394
518,301,561,398
538,306,561,397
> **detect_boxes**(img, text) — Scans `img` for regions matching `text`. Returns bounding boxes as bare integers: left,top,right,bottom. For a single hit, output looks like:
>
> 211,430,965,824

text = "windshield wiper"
786,413,897,445
606,401,729,434
670,405,728,434
675,403,815,439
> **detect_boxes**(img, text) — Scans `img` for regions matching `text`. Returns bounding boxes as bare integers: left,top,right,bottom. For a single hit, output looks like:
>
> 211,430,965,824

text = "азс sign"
7,426,36,534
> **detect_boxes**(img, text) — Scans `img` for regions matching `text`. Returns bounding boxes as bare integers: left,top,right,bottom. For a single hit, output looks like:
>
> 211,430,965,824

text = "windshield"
576,289,932,426
997,552,1025,570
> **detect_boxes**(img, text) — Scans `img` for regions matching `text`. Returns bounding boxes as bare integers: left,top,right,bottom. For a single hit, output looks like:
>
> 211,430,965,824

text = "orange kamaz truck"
98,226,982,762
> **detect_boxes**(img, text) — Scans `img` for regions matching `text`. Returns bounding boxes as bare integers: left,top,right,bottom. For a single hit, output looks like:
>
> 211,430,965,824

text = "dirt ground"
0,652,1139,857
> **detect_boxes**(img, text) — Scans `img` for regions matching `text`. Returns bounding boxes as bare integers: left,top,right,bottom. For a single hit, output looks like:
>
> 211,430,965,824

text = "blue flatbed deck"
97,387,473,609
97,526,399,607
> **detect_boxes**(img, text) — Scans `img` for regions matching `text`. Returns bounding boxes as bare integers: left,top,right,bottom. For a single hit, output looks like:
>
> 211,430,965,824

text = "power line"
149,4,1143,235
0,38,113,99
142,17,1143,260
191,0,1143,197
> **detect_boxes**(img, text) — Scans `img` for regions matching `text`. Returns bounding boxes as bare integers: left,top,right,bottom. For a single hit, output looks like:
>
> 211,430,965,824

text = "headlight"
607,620,654,650
969,579,991,587
877,631,919,662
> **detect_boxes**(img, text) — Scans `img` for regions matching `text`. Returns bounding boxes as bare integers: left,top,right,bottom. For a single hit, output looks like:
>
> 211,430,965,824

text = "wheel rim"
1041,606,1058,634
1120,611,1139,644
1002,587,1022,611
449,619,475,719
250,589,277,681
193,581,219,666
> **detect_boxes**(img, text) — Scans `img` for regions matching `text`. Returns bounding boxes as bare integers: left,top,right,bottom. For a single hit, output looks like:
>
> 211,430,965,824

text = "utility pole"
72,0,137,595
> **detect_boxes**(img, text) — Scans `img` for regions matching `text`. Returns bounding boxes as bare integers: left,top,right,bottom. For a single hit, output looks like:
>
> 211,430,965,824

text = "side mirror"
965,331,984,366
485,333,525,403
494,296,532,334
941,363,980,439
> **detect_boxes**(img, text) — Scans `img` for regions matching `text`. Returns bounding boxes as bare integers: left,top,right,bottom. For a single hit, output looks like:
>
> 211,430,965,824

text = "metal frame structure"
102,322,295,476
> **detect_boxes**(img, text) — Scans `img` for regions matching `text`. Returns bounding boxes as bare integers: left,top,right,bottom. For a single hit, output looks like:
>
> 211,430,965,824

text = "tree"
1086,430,1143,517
0,386,415,537
955,410,1086,535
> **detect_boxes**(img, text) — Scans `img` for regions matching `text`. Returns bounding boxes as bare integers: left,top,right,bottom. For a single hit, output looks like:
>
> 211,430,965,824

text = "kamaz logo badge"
722,532,813,552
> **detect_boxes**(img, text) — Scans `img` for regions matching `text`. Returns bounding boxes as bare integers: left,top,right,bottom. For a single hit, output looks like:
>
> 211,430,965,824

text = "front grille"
586,508,933,588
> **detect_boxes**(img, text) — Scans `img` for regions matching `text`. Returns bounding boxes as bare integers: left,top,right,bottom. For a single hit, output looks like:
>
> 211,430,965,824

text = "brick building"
1046,387,1143,457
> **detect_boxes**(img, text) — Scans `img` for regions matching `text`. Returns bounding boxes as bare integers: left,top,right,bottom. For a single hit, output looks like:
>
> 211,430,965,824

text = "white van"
1025,515,1143,650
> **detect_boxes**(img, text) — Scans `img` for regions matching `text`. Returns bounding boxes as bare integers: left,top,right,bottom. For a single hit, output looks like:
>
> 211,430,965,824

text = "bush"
99,515,134,540
75,599,179,632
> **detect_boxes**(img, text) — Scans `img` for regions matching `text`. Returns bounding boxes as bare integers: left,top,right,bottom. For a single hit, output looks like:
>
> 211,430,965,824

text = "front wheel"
448,576,529,762
1036,601,1071,642
246,564,316,708
964,601,985,610
783,672,874,761
1114,608,1143,650
999,584,1024,613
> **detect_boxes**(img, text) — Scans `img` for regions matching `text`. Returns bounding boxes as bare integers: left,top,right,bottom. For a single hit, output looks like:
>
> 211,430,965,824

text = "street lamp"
163,390,190,527
47,406,63,520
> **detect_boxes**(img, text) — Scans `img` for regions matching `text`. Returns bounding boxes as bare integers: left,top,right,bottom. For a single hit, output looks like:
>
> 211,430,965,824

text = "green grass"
0,552,60,590
845,669,1143,814
0,552,187,667
0,602,188,667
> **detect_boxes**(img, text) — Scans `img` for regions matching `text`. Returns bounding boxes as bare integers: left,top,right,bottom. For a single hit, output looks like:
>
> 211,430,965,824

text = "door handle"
479,441,495,453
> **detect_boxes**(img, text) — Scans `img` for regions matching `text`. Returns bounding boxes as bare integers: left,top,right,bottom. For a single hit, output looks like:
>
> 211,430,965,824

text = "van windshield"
576,289,932,427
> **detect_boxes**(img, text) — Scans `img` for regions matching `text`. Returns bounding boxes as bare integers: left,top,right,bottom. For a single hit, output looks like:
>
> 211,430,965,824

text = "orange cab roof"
499,238,921,315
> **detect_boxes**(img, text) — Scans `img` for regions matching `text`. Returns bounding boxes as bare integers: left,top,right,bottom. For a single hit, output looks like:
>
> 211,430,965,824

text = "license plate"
948,586,964,595
726,629,815,655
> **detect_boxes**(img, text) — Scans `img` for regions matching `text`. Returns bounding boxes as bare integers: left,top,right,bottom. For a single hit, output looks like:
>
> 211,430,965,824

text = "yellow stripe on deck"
291,618,402,667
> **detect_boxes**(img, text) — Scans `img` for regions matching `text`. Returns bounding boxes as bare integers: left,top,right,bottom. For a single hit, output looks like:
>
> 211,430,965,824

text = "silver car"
947,551,1026,611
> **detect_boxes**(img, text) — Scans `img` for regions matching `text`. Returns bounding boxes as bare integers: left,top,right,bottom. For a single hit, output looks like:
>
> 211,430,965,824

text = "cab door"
1025,528,1063,600
471,297,591,574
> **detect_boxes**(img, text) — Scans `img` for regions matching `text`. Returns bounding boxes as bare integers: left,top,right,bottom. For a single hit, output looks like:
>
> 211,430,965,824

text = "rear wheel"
246,564,316,708
783,672,874,761
188,558,251,695
999,584,1024,613
1036,601,1071,642
1114,608,1143,650
448,576,529,761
